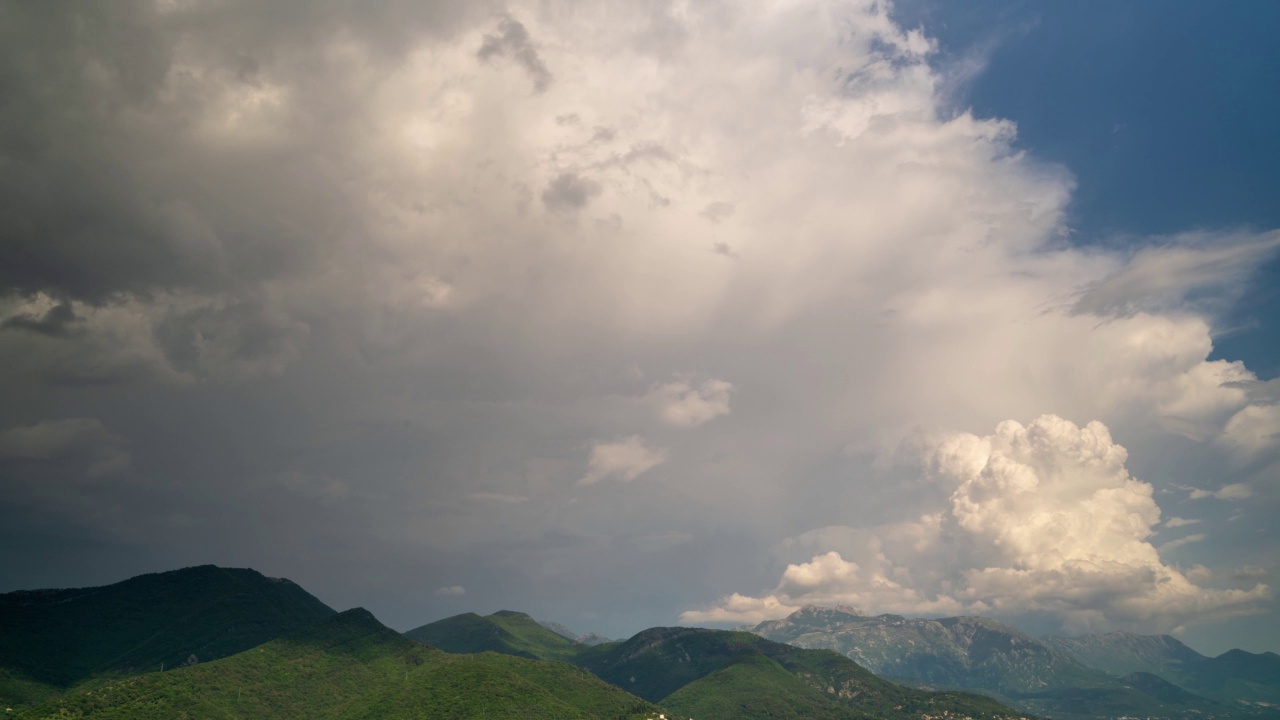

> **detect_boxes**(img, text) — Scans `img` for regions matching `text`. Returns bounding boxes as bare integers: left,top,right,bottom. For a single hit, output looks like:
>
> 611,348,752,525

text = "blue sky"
0,0,1277,657
898,0,1280,375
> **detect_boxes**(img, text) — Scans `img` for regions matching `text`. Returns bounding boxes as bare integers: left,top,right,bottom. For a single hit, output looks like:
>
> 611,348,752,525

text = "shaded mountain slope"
1042,632,1206,680
0,565,335,706
1045,632,1280,705
20,608,664,720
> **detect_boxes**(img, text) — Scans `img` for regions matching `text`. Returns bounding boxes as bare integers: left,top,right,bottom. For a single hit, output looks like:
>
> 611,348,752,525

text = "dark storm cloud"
1,302,83,337
154,295,310,383
0,0,491,303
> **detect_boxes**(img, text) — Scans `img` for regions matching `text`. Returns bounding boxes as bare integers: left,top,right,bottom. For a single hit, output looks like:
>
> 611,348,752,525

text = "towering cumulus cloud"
682,416,1269,632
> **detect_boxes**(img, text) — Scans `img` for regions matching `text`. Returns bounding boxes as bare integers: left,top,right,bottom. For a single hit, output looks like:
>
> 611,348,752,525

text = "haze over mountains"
4,566,1276,720
746,605,1280,720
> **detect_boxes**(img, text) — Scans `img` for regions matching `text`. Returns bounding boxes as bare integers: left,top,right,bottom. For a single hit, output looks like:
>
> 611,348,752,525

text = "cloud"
468,492,530,504
1219,403,1280,457
542,172,602,212
1187,483,1253,500
1,0,1278,641
155,293,310,383
578,436,667,486
0,418,131,478
477,16,552,92
1,301,83,337
434,585,466,597
647,378,734,427
1159,533,1207,553
683,416,1269,632
1163,517,1201,528
1073,232,1280,318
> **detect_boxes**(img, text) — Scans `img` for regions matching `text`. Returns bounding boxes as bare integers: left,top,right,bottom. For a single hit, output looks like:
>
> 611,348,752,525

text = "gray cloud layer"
1,0,1277,653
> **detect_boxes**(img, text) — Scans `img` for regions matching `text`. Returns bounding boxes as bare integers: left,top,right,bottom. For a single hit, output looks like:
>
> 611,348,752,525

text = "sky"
1,0,1277,657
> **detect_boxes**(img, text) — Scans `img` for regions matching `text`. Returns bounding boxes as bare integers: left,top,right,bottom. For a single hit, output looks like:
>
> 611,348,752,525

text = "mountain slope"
405,610,583,661
1042,632,1206,681
20,608,665,720
0,565,336,706
538,619,613,646
1191,649,1280,704
1045,632,1280,705
747,606,1280,719
749,606,1111,695
575,626,1026,720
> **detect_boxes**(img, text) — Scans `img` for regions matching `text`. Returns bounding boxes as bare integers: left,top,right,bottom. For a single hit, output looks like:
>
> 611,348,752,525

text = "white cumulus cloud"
578,436,668,486
1186,483,1254,500
648,378,734,427
682,415,1269,632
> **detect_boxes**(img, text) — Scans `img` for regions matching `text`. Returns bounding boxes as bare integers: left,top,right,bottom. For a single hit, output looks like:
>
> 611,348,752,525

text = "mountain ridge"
746,605,1280,719
0,564,337,707
21,606,665,719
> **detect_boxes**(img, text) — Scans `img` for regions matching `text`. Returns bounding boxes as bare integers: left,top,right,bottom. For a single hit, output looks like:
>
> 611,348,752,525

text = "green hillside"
662,652,868,720
574,626,1025,720
0,565,336,707
405,610,582,661
19,608,665,720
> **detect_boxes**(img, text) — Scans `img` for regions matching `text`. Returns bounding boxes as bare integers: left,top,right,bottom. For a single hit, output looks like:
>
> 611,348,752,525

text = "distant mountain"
22,608,664,720
0,564,335,707
1046,633,1280,706
1042,632,1205,680
537,619,613,645
747,606,1280,720
410,612,1026,720
575,626,1026,720
748,606,1112,695
579,632,614,646
539,619,582,640
405,609,582,661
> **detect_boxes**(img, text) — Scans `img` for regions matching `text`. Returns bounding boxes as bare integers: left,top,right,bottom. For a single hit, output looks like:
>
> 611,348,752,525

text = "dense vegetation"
0,565,335,708
405,610,582,662
19,609,664,720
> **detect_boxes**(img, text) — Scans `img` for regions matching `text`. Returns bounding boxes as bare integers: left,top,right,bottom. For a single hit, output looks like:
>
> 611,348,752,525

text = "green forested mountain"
0,565,336,707
578,627,1024,720
19,608,663,720
405,610,583,661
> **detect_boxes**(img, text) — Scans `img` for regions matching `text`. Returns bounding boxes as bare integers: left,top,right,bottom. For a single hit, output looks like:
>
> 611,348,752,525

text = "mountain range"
746,605,1280,720
21,607,662,719
413,610,1025,720
3,567,1275,720
0,568,1027,720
